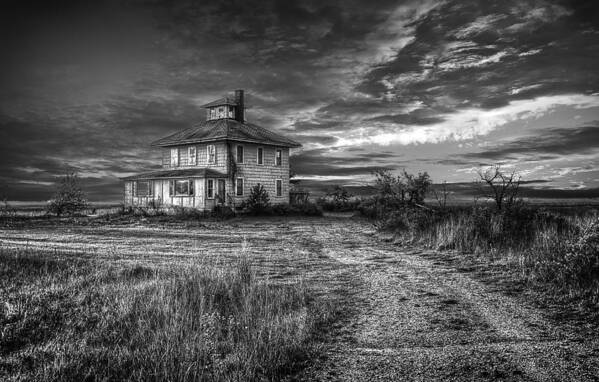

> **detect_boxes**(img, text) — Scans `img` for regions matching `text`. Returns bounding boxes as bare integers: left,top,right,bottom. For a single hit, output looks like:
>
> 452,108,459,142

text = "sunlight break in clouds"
335,94,599,147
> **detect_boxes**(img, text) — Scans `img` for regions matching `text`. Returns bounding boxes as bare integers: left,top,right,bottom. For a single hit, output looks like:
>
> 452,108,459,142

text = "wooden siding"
126,141,291,210
230,143,290,205
162,143,228,169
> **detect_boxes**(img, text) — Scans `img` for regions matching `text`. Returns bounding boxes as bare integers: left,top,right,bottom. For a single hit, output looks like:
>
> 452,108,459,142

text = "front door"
217,179,226,204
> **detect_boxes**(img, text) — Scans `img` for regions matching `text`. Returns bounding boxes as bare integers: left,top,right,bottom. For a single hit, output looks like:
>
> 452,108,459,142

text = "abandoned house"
122,90,301,210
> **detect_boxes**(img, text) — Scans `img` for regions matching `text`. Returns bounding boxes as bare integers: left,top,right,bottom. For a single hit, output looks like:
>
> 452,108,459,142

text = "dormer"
202,89,245,122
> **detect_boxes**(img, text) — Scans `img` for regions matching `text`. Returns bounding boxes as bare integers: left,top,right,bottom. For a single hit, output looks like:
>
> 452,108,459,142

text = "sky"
1,0,598,202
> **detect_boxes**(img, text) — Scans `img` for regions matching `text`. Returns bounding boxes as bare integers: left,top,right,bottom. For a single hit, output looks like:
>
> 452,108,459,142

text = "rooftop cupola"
201,89,245,122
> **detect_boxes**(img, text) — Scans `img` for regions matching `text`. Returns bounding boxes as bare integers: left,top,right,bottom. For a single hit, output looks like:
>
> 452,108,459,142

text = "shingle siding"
230,143,290,204
124,140,291,210
162,143,228,169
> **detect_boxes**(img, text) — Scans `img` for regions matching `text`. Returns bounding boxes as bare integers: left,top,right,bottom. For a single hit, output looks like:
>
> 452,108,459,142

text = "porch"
122,168,231,211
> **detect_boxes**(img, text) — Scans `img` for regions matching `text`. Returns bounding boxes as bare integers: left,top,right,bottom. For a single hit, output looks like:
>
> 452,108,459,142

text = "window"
171,148,179,167
228,106,235,119
236,145,244,163
207,144,216,164
275,149,282,166
207,179,214,198
210,108,216,120
276,179,282,197
218,106,225,118
257,147,263,165
169,179,194,196
188,146,196,166
236,178,244,196
135,181,153,197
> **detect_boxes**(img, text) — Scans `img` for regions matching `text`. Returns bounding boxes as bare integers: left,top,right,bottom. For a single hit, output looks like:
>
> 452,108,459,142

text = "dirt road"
1,216,598,381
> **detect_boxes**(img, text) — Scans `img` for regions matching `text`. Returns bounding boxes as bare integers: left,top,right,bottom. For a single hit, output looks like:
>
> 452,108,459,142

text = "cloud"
333,94,599,146
460,123,599,161
290,148,395,177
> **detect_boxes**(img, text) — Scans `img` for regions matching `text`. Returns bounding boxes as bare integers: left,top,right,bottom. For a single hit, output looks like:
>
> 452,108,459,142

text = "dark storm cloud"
358,0,599,111
1,0,598,200
366,111,444,125
290,149,394,176
460,123,599,161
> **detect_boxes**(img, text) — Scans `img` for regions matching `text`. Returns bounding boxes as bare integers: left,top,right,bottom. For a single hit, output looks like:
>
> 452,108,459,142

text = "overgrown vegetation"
0,246,329,381
240,183,323,216
366,166,599,308
316,186,360,212
0,197,15,217
46,171,89,217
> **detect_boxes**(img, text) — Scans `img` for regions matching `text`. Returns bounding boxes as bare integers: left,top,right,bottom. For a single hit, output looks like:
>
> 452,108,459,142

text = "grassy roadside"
0,246,334,381
374,205,599,312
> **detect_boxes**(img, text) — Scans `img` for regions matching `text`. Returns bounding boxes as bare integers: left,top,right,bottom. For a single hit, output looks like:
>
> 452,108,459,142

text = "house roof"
121,168,228,181
200,97,238,108
151,118,302,148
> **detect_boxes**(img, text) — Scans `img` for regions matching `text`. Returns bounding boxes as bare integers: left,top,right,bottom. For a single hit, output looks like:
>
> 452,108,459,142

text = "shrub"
212,205,235,219
171,206,206,219
243,183,271,215
0,198,15,217
46,171,89,217
316,186,360,212
372,169,432,206
530,217,599,303
294,202,323,216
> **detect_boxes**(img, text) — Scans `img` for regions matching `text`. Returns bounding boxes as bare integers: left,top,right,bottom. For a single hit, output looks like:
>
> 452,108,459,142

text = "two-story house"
122,90,301,210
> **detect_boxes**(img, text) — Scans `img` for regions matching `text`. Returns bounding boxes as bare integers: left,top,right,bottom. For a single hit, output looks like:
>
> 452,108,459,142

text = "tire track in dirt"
298,219,599,382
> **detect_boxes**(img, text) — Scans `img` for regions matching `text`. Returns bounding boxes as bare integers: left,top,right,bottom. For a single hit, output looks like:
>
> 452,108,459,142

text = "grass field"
1,212,598,381
0,216,344,381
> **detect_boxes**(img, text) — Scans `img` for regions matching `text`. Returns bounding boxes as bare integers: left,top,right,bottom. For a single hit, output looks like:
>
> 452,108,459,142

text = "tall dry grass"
376,204,599,306
1,246,326,381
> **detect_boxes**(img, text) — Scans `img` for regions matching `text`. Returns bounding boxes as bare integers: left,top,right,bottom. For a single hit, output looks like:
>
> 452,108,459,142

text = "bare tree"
477,165,521,210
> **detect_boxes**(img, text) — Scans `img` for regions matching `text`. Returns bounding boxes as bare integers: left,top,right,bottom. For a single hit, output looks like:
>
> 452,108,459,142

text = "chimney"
234,89,245,122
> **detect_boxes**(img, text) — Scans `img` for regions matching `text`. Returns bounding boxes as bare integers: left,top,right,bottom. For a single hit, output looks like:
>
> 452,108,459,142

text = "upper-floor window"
217,106,225,119
257,147,263,165
171,148,179,167
228,106,235,119
209,108,216,120
276,179,282,197
207,144,216,164
236,145,244,163
188,146,196,166
275,149,282,166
